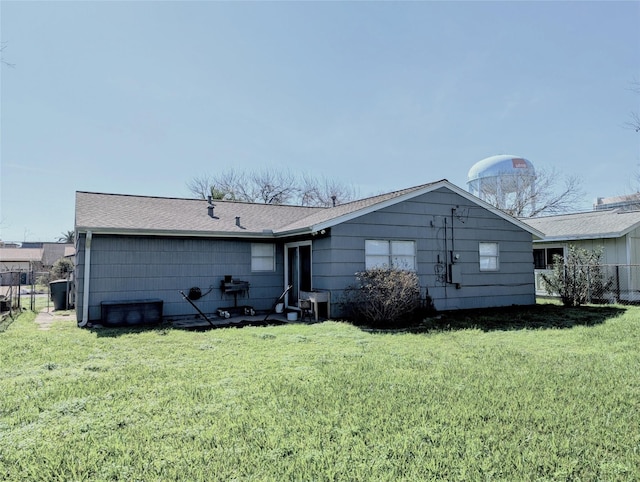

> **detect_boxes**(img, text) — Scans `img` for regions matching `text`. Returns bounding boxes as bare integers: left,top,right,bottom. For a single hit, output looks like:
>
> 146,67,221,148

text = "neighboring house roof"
521,209,640,242
42,243,75,266
21,242,44,248
76,180,543,239
594,192,640,210
0,248,44,264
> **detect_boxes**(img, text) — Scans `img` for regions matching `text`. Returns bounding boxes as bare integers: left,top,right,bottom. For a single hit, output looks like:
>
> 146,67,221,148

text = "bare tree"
194,169,298,204
1,41,15,68
187,168,357,207
187,173,234,200
186,174,215,199
249,169,299,204
477,167,584,217
525,169,585,217
626,80,640,133
629,112,640,133
300,173,357,207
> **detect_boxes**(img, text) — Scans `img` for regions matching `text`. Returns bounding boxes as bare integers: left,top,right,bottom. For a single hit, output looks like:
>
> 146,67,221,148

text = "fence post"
8,284,13,319
30,269,35,311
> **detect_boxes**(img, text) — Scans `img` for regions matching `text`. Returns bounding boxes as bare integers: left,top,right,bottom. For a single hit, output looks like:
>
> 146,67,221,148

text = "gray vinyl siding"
630,226,640,265
534,236,629,266
75,234,284,323
317,187,535,313
308,235,333,291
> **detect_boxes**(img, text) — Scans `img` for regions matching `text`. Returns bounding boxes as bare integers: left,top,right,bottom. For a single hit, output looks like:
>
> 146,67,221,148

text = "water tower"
467,155,536,215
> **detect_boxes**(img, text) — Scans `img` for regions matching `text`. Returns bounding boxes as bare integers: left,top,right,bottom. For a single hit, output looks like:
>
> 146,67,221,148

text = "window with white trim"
365,240,416,270
479,242,499,271
251,243,275,272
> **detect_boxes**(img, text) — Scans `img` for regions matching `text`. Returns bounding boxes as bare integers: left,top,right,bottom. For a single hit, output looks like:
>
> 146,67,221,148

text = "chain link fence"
535,264,640,304
0,271,25,323
1,270,55,323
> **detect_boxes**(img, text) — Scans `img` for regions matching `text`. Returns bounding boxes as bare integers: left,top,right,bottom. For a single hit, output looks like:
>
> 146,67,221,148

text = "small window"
391,240,416,270
365,240,416,270
533,249,546,269
251,243,275,272
534,247,564,269
479,242,499,271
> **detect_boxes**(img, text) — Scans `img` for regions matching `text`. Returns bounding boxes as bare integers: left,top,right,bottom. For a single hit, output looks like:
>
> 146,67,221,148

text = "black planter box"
100,299,163,327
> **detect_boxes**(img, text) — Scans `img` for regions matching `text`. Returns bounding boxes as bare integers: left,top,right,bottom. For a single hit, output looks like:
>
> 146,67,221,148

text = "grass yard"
1,303,639,481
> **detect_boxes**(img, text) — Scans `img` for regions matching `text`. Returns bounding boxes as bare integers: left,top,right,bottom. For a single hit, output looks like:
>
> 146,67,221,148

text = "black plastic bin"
50,279,70,311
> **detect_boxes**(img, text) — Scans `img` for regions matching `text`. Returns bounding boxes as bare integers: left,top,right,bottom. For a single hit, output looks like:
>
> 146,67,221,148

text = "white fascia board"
533,233,622,243
305,180,545,239
442,182,546,239
618,220,640,237
290,180,454,234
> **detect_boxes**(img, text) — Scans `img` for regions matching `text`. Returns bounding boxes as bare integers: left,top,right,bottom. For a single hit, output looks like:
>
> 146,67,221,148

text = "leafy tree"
39,257,75,285
50,257,74,281
57,230,75,243
187,168,356,207
541,245,613,306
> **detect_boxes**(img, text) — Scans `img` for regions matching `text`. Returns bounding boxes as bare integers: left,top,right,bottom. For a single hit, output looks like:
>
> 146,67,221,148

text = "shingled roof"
75,191,322,237
76,179,542,238
521,209,640,241
0,248,44,263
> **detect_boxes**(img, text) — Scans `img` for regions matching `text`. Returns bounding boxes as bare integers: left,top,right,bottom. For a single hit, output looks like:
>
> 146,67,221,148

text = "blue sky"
1,1,639,243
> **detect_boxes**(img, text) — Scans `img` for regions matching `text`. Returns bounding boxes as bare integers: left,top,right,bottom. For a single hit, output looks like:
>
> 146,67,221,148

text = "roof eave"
533,232,624,243
75,226,278,239
272,227,314,237
283,181,453,234
428,181,546,239
280,180,545,238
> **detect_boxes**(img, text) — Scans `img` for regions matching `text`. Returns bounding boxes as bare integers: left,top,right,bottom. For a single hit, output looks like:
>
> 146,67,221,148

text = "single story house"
0,243,75,285
0,248,44,285
521,208,640,301
74,179,543,326
0,248,44,272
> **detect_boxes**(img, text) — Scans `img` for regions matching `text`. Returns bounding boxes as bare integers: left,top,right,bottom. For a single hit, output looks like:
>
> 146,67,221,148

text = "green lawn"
1,304,639,481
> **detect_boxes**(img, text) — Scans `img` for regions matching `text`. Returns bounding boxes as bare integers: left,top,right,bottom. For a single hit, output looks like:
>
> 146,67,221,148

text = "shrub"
342,267,422,327
541,245,613,307
50,257,74,281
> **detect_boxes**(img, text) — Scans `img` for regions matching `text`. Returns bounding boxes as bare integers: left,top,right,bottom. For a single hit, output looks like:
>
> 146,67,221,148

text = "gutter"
532,233,623,243
78,230,92,327
74,227,279,240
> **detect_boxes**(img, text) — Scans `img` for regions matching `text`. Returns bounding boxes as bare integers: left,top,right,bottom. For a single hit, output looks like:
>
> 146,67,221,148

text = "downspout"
78,231,92,327
627,233,633,300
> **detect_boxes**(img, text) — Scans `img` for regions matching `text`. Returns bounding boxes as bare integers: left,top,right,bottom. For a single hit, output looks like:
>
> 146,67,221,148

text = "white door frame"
284,240,312,309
